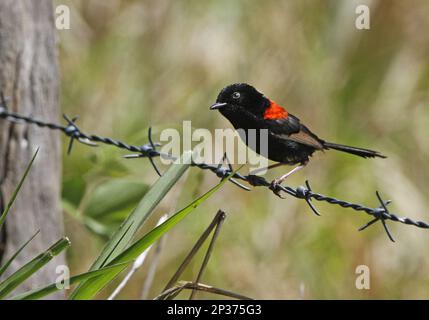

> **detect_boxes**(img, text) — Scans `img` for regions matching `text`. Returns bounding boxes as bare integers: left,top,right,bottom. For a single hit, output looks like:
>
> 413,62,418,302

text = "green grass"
70,164,235,299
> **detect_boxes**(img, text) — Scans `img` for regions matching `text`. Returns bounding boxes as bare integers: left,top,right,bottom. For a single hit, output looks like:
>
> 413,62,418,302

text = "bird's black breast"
219,107,316,165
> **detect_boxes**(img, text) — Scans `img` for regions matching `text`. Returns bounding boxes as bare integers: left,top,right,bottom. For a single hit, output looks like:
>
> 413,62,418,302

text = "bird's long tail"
323,142,386,159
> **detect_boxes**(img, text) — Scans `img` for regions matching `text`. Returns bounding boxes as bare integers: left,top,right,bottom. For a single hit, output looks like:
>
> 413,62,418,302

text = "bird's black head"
210,83,269,118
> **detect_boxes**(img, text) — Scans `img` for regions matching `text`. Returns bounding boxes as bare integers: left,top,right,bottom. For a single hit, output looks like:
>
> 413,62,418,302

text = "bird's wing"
263,113,301,134
263,114,325,150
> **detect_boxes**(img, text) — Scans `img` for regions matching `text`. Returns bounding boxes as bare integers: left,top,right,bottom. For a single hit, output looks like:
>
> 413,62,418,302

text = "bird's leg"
270,162,308,197
247,163,286,187
249,162,285,175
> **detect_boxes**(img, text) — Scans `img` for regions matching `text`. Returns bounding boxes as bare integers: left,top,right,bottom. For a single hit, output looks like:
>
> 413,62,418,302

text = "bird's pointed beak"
210,102,227,110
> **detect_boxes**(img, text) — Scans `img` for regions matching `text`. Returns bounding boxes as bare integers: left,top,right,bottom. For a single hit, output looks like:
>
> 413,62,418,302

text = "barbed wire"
1,94,429,242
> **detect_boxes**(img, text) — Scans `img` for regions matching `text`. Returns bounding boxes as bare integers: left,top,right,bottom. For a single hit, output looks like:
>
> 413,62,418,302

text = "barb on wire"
63,114,98,155
359,199,392,231
295,180,321,217
1,94,429,240
124,127,163,176
357,192,395,242
215,153,250,191
147,127,162,176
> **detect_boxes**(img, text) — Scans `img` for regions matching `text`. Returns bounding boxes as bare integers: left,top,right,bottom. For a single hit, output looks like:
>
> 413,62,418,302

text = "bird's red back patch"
263,99,289,120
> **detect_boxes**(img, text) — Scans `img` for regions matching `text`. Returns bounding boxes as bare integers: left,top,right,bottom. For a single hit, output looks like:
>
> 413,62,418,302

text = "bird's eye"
232,92,241,99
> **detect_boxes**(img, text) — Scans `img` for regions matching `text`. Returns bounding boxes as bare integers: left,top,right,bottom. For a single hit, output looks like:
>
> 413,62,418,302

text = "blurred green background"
55,0,429,299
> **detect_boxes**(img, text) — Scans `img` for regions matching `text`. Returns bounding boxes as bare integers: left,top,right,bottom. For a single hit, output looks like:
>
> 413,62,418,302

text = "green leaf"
0,237,71,299
83,216,117,237
11,263,128,300
69,151,193,299
62,175,86,209
113,174,231,264
0,230,40,278
81,179,150,237
70,167,234,300
84,179,149,218
0,148,39,230
61,199,81,219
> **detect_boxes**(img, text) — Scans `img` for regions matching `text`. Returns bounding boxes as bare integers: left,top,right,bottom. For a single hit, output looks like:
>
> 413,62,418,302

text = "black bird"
210,83,386,195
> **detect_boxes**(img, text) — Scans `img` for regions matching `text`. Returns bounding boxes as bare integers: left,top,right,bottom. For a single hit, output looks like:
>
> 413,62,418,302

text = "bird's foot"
247,174,269,187
269,179,286,198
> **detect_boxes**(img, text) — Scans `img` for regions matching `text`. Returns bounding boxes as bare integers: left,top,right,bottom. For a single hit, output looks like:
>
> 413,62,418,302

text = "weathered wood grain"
0,0,64,298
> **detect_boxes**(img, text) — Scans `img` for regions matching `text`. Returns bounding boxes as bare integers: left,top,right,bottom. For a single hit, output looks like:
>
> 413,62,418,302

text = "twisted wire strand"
1,101,428,241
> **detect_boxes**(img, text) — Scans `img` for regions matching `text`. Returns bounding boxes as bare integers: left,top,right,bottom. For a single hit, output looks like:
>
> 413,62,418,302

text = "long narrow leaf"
11,263,128,300
0,237,70,299
108,215,168,300
0,230,40,277
70,151,192,299
0,148,39,229
70,168,235,300
112,179,230,264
